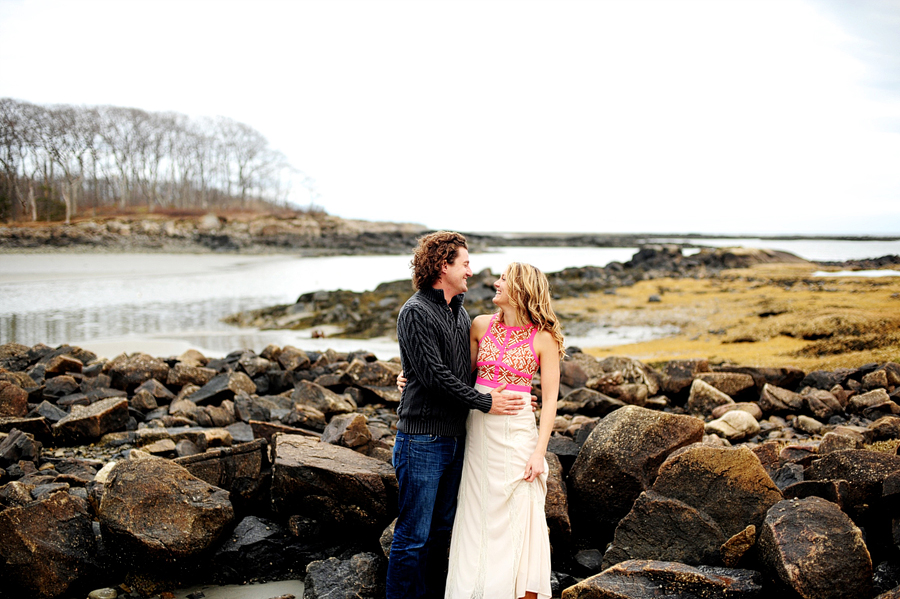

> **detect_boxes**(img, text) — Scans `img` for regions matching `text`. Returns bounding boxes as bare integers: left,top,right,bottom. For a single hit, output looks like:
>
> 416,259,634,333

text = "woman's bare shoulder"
471,314,493,335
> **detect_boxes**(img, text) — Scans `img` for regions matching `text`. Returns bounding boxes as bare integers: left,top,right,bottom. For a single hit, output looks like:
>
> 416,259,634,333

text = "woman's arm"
523,330,560,482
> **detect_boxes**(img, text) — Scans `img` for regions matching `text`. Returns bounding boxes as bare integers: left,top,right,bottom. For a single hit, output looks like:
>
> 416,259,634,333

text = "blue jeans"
386,431,465,599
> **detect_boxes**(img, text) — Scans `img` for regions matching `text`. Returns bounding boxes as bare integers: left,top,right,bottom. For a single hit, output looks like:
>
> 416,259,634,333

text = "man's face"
442,247,473,296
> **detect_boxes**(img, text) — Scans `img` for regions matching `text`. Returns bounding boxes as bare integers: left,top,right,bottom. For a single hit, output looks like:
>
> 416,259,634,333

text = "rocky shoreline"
2,339,900,598
223,245,821,339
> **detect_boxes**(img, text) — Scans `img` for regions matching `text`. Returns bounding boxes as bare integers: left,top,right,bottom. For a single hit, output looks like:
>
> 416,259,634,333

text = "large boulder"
561,559,763,599
567,406,704,545
602,491,726,568
173,438,268,510
759,497,872,599
270,435,397,534
98,457,234,565
0,490,98,598
651,445,782,539
52,397,129,445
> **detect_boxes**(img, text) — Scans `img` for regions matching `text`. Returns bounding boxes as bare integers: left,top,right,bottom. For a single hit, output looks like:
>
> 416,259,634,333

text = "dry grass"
557,263,900,370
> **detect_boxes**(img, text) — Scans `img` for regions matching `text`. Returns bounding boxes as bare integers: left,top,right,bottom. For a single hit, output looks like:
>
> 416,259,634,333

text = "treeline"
0,98,314,223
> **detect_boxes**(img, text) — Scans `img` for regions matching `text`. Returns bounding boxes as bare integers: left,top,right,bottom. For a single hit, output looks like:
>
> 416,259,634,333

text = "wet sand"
172,579,304,599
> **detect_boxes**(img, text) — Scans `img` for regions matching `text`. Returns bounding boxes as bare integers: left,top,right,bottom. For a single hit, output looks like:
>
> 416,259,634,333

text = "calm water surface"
1,239,897,358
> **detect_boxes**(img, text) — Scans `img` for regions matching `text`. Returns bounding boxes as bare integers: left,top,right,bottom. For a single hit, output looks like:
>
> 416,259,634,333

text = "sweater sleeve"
398,303,493,414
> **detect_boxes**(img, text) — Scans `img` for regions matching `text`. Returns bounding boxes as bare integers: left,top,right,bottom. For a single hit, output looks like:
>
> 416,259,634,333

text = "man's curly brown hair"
411,231,468,290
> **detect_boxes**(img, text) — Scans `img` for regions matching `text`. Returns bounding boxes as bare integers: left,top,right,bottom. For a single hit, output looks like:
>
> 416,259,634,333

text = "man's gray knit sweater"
396,287,493,436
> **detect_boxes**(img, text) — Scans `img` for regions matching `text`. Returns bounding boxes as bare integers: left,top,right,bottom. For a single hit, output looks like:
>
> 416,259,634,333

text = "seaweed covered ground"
563,263,900,371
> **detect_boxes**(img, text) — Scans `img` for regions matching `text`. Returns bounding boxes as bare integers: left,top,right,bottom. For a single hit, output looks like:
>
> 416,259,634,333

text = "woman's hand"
397,371,407,393
523,451,546,482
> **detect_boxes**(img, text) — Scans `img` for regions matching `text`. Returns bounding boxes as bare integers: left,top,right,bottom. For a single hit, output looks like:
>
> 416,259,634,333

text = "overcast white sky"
1,0,899,235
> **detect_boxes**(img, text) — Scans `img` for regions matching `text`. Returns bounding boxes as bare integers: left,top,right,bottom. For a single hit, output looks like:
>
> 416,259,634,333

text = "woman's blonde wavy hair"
499,262,566,360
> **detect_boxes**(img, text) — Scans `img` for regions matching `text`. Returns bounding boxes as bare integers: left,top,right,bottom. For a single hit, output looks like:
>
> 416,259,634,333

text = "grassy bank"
559,263,900,371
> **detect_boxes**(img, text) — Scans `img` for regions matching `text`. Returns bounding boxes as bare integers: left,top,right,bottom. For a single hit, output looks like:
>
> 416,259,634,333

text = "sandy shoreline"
171,579,305,599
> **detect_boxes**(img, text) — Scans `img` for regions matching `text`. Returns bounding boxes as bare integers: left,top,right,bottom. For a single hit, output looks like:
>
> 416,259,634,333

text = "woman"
448,262,564,599
396,262,563,598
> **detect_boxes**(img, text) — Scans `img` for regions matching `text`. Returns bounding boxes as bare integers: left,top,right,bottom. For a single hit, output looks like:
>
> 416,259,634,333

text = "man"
387,231,526,599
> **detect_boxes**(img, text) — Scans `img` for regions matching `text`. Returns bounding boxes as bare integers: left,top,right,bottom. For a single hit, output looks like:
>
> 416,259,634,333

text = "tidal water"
1,239,898,359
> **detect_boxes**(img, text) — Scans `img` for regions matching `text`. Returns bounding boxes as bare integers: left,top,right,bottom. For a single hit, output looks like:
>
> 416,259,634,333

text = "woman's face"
493,270,511,306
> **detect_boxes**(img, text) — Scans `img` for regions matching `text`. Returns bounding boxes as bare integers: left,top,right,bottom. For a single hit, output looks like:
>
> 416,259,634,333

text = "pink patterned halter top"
475,314,540,393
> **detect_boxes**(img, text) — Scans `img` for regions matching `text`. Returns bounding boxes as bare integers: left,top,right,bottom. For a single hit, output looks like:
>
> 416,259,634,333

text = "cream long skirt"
445,385,552,599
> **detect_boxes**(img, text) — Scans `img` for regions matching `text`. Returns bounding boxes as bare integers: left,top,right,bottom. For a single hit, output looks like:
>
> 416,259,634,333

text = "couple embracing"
387,231,564,599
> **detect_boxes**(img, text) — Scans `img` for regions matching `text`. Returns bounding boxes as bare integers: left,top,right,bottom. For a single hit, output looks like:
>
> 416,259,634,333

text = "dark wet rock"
211,515,324,583
130,389,158,412
0,342,32,372
801,388,843,420
303,552,385,599
234,392,272,422
0,480,34,507
758,383,804,414
340,358,402,404
695,372,755,398
561,559,764,599
52,397,129,445
547,436,580,474
661,359,711,397
0,428,43,467
0,380,29,417
715,365,806,394
805,449,900,517
686,378,734,417
567,406,704,546
545,452,571,556
174,438,268,511
98,457,234,565
271,435,397,535
782,479,851,510
871,416,900,441
250,419,321,443
770,463,805,491
801,369,857,391
27,400,67,424
278,345,311,372
759,497,872,599
291,381,356,417
166,362,217,387
602,490,726,568
850,388,900,419
560,359,589,389
188,372,256,405
820,430,864,453
108,353,170,391
558,388,625,418
0,490,98,598
651,445,782,539
321,413,373,452
44,354,83,376
720,525,756,568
